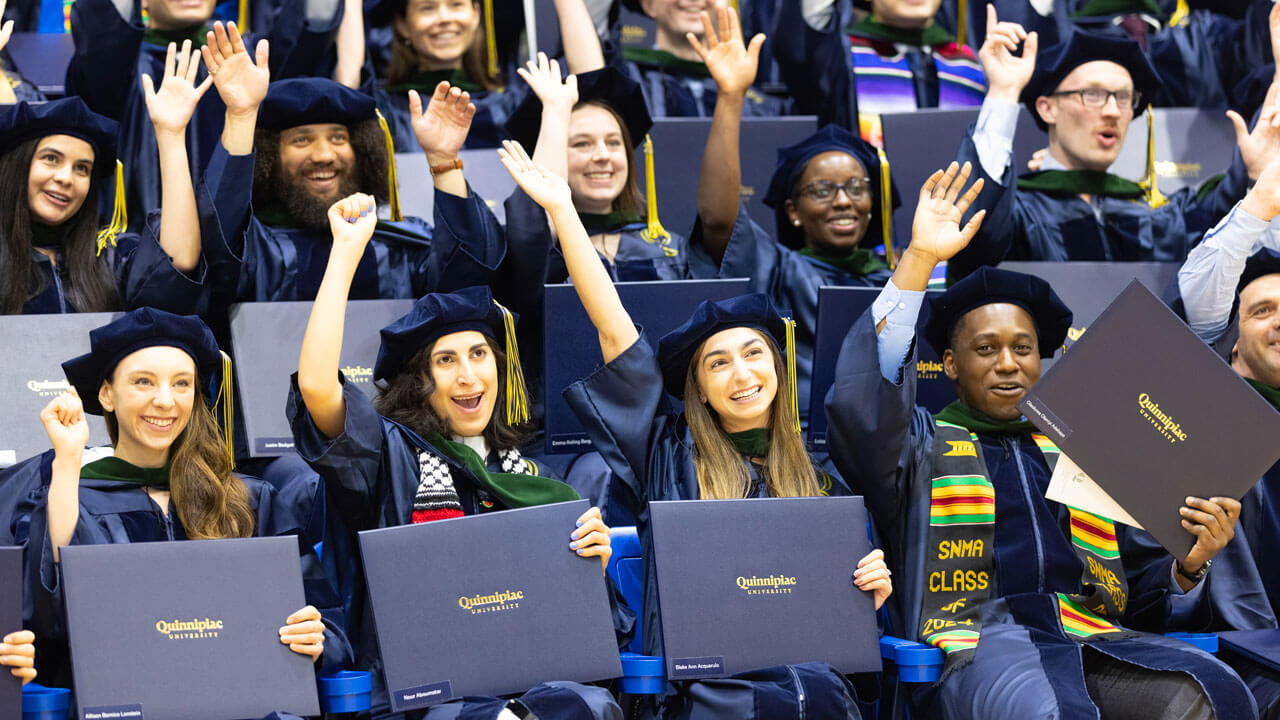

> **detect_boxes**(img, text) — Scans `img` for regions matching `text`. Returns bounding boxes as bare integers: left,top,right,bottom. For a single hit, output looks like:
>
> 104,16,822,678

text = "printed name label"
83,704,144,720
393,681,453,710
671,656,726,678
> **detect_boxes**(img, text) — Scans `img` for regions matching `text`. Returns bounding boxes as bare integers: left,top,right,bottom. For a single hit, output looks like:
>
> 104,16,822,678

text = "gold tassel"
728,0,739,15
496,300,530,426
483,0,498,79
876,145,896,268
783,316,801,436
1139,105,1167,208
1168,0,1189,27
96,160,127,255
215,350,235,469
955,0,967,47
375,110,404,221
237,0,249,33
640,135,675,254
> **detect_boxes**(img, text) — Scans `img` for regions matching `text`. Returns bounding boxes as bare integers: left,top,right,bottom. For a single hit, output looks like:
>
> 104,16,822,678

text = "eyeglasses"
1050,87,1142,111
796,178,870,203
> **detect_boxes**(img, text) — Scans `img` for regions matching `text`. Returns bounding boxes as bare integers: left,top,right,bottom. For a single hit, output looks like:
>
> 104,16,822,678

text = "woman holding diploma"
19,307,350,693
498,139,893,719
289,193,624,719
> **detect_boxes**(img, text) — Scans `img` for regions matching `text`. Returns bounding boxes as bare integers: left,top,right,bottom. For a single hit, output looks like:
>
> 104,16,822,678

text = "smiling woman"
288,193,626,717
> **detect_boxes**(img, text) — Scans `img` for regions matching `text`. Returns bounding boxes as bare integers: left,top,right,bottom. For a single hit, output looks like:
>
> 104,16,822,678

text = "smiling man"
192,27,502,310
825,165,1256,719
944,18,1279,281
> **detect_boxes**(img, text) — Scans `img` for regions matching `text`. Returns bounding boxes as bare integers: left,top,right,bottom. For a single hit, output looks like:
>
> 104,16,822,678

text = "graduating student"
773,0,986,131
614,0,787,117
946,17,1279,279
11,308,350,692
65,0,353,227
497,141,892,718
369,0,604,150
0,48,210,316
195,23,499,306
826,161,1256,719
287,194,625,719
691,7,895,421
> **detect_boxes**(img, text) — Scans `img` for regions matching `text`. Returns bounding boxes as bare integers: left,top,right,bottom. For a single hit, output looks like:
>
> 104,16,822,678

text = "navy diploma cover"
1018,281,1280,557
357,500,622,711
648,497,882,678
59,536,319,720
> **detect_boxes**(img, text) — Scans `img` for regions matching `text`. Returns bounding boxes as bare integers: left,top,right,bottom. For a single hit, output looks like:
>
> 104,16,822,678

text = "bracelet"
430,158,464,176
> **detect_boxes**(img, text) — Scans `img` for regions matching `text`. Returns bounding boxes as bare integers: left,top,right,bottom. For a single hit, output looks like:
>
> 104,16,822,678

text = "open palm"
410,82,476,159
910,162,986,263
687,7,763,97
499,140,573,212
143,41,213,135
202,21,270,115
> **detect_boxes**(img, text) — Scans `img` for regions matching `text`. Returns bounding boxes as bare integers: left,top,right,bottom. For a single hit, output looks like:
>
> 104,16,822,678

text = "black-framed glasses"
1050,87,1142,111
796,178,870,203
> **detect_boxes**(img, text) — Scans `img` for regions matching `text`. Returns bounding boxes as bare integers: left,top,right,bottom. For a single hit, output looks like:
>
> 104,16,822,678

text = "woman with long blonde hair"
500,139,893,719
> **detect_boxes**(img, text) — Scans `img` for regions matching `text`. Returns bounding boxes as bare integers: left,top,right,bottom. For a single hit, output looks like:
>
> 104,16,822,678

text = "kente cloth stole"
921,422,1130,658
846,36,986,115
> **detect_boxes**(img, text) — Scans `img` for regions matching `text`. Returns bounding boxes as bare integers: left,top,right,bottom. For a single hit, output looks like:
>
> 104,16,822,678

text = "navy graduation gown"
946,123,1250,280
689,202,893,423
197,143,503,305
823,304,1255,718
286,375,634,718
17,214,207,316
66,0,342,229
10,449,352,692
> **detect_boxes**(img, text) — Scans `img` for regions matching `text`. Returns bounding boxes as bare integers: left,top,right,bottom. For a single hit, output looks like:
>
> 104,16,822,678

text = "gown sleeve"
116,211,210,316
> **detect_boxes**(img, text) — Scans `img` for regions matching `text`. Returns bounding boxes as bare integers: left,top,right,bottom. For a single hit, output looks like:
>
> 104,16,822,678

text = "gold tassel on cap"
237,0,249,33
484,0,498,78
956,0,968,47
215,350,235,469
876,145,896,268
375,110,404,221
495,301,530,426
1168,0,1189,27
783,316,801,436
640,135,676,255
1139,105,1167,209
96,160,127,255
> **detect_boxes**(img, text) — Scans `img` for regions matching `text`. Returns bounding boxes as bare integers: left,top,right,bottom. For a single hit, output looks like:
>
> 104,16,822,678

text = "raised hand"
40,389,89,460
1271,0,1280,75
1177,496,1241,587
0,630,35,686
1241,148,1280,222
279,606,325,663
143,41,214,136
202,21,270,116
978,4,1037,102
408,82,477,164
516,52,578,111
907,162,986,264
570,506,612,573
853,549,892,611
327,193,378,253
686,6,764,98
0,0,13,56
1230,80,1280,181
498,140,574,213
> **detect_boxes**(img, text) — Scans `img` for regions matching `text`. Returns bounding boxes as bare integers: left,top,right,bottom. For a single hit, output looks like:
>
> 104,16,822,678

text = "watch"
1176,559,1211,583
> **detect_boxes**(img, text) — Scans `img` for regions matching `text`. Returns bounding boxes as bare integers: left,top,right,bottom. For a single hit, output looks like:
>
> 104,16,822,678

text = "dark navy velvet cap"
657,293,789,399
0,98,119,178
1021,30,1161,132
762,124,900,250
63,308,224,415
258,78,377,131
924,267,1073,358
505,66,652,153
375,286,509,382
1238,248,1280,295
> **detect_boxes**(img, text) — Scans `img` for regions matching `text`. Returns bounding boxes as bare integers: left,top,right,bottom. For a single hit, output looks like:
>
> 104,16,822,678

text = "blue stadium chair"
21,683,70,719
607,526,666,695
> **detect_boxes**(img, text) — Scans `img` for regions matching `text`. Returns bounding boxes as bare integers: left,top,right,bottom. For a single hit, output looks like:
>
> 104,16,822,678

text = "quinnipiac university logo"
736,574,797,596
458,589,524,615
155,617,223,640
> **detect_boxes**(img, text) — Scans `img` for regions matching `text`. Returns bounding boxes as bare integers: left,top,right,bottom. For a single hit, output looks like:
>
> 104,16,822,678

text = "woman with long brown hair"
499,139,892,719
15,308,350,692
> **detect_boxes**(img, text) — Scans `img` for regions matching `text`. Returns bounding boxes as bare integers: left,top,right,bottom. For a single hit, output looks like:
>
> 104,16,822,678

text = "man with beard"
943,17,1280,281
824,162,1256,719
195,22,501,305
66,0,357,229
